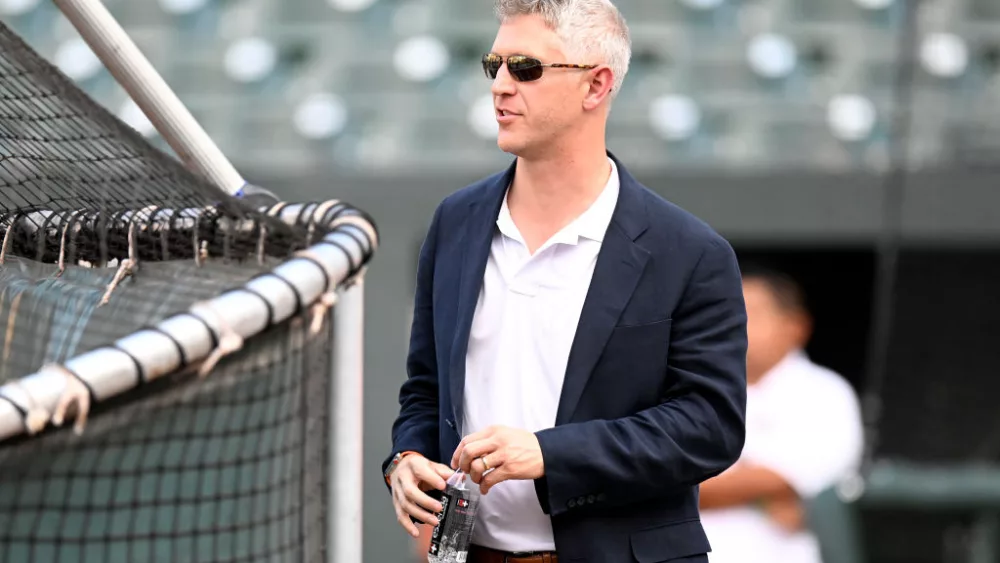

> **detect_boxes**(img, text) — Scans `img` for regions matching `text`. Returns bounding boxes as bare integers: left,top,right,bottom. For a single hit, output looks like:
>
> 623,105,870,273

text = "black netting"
0,20,341,563
0,20,310,266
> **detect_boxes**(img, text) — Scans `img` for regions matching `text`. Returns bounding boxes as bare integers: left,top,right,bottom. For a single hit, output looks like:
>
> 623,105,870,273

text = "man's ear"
792,311,814,349
582,66,615,111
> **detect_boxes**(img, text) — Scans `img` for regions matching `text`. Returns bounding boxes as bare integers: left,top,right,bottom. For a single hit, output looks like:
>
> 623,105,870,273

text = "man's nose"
490,63,517,96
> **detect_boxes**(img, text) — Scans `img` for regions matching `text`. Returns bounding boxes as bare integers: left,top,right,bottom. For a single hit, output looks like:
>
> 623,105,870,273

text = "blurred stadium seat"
2,0,998,176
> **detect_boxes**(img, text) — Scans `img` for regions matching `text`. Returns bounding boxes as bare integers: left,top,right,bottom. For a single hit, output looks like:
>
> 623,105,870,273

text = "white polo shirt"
701,349,864,563
461,158,619,553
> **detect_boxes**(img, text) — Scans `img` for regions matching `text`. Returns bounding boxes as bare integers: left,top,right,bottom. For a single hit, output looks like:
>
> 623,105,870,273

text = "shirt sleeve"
742,373,864,499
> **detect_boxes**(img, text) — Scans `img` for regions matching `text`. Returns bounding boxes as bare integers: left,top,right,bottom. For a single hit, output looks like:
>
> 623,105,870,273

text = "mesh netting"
0,18,310,266
0,20,352,563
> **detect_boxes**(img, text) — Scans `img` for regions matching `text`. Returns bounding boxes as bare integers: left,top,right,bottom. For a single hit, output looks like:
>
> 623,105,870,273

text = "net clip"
342,265,367,289
8,379,51,435
48,364,91,436
308,265,367,335
191,301,244,377
310,290,338,335
100,209,148,305
294,244,346,336
0,214,17,265
56,211,84,277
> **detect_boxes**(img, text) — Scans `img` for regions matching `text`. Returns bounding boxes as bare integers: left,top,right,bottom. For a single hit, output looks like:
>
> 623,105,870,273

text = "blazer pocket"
614,317,672,330
630,519,711,563
608,318,672,343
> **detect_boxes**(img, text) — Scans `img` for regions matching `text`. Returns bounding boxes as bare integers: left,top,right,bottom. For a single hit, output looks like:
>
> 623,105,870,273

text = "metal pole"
53,0,246,194
331,279,365,563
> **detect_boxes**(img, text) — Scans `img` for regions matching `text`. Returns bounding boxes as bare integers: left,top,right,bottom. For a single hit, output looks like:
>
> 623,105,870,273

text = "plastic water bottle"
427,470,481,563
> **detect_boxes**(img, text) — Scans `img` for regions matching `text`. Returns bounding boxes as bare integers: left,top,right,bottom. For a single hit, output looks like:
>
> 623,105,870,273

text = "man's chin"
496,134,526,157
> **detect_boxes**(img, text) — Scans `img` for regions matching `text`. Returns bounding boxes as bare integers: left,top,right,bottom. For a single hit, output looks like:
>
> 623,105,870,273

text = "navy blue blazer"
384,153,748,562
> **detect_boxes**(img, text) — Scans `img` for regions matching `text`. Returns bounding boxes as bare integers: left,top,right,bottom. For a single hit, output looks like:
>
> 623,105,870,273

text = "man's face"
743,278,807,378
488,14,589,157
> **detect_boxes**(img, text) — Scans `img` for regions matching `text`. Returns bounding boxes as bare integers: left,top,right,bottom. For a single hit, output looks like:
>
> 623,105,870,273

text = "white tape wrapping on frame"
0,206,375,442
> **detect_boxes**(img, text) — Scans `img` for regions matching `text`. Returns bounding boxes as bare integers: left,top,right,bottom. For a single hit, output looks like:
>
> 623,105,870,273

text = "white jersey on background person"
701,349,864,563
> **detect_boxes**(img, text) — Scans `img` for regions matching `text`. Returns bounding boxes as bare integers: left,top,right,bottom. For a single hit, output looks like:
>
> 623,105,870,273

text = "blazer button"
596,493,606,502
587,494,595,504
567,498,576,508
577,496,586,506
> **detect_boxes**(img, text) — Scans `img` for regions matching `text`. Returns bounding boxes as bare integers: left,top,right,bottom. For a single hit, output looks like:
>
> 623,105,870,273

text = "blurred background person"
699,265,864,563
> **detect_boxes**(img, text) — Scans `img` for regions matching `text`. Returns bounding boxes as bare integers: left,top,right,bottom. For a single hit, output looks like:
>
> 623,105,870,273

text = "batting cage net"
0,18,375,563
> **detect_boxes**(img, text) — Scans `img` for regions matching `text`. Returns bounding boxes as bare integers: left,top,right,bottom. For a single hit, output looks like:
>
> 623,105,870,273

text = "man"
383,1,748,561
699,267,864,563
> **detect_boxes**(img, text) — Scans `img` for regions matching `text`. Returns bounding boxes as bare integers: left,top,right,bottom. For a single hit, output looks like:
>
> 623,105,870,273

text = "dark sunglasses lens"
508,57,543,81
482,55,502,79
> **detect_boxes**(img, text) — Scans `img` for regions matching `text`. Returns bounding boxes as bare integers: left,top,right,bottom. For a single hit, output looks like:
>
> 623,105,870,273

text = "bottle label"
427,479,479,563
428,491,452,558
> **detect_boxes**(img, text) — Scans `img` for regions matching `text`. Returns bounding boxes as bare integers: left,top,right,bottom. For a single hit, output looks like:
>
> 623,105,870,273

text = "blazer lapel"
555,156,650,425
448,166,511,428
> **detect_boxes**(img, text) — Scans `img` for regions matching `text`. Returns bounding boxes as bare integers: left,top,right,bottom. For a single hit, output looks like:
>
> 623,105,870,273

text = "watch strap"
384,451,420,485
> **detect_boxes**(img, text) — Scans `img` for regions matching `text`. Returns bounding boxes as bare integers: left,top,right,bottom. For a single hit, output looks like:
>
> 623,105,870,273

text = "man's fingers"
403,480,444,515
479,467,506,495
412,462,449,492
462,439,496,461
469,455,503,484
458,439,497,474
401,497,440,527
468,457,486,484
451,427,495,468
393,479,440,531
393,499,420,538
431,462,456,481
450,439,467,469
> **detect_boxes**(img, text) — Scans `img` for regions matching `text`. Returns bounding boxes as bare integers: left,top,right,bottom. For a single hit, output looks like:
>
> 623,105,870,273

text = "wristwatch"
384,451,417,485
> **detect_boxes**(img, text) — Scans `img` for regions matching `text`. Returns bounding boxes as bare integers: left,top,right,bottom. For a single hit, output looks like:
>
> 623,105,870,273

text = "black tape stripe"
0,393,35,434
266,201,289,218
145,325,188,366
241,287,275,327
338,223,370,250
63,366,97,403
315,239,357,274
336,227,370,272
255,272,303,315
112,344,146,385
188,312,220,349
0,393,27,420
319,202,349,225
295,202,317,228
296,254,331,293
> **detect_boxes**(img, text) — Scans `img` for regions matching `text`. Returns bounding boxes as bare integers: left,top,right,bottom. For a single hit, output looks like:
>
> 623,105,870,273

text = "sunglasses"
482,53,597,82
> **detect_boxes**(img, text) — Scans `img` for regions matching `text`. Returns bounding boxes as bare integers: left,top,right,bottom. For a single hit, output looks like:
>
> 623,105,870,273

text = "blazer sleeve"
533,236,748,516
382,204,445,482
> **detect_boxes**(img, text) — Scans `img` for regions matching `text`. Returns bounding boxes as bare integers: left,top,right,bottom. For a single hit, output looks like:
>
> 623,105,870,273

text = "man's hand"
762,496,805,533
450,425,544,495
390,454,455,538
698,462,796,510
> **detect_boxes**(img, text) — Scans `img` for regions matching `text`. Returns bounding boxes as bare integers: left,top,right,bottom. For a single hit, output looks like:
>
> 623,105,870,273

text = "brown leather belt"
468,544,558,563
